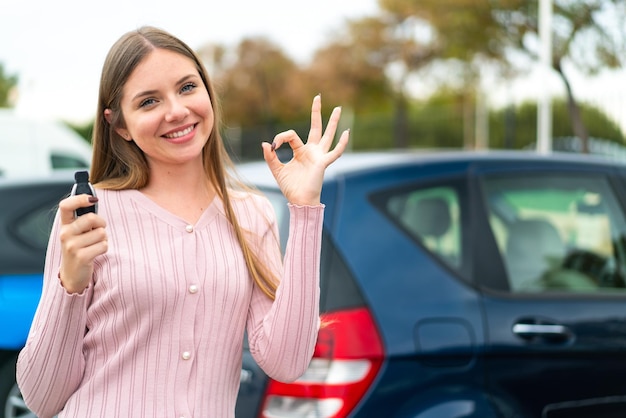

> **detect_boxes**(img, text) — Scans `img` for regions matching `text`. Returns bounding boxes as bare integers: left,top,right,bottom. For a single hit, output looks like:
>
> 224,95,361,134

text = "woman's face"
114,48,214,170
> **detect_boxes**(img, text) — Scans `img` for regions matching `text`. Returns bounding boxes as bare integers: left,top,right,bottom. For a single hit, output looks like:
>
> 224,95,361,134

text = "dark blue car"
234,150,626,418
3,151,626,417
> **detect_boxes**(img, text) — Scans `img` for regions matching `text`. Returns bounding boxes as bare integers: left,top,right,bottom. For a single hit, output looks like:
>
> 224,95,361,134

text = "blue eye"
139,98,156,108
181,82,196,93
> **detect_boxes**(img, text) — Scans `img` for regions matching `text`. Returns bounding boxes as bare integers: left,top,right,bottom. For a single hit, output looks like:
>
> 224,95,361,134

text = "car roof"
0,169,76,188
234,149,626,188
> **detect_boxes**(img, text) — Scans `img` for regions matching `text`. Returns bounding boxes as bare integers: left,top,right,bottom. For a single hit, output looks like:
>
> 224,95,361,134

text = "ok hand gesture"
261,95,350,206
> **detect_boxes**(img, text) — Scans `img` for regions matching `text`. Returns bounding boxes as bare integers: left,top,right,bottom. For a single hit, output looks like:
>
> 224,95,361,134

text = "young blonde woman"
16,26,349,418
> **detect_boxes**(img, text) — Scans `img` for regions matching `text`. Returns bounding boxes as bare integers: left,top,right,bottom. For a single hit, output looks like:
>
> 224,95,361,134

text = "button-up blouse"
17,188,323,418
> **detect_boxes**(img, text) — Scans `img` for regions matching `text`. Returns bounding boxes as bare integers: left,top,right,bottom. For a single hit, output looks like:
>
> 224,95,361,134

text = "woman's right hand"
57,194,108,293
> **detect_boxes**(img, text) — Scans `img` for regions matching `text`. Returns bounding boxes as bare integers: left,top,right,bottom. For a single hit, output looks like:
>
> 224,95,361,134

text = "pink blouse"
17,188,323,418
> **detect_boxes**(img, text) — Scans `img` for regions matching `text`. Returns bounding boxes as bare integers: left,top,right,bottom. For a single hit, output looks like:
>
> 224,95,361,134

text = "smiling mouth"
164,124,195,139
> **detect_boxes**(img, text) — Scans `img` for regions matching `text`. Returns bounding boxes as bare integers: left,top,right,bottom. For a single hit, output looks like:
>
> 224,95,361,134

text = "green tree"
308,17,394,114
309,12,443,148
215,37,310,127
351,92,625,152
379,0,626,153
211,37,312,160
306,17,397,150
490,99,625,149
0,63,18,107
67,121,94,144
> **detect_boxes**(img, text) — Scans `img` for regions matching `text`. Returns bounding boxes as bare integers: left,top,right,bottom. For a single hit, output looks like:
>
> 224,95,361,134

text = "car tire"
0,355,36,418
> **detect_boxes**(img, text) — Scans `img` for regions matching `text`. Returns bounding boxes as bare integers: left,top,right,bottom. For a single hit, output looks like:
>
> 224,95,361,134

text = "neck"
140,160,217,224
145,157,208,192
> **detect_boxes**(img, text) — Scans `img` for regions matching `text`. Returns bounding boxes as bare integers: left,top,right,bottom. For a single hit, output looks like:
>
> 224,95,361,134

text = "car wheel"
0,356,36,418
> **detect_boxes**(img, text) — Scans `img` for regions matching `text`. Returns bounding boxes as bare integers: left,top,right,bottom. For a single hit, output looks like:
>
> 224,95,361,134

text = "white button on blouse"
182,351,191,360
185,224,194,233
189,284,198,294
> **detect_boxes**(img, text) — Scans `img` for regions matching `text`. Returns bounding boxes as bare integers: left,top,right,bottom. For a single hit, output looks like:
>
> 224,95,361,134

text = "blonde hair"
90,26,278,299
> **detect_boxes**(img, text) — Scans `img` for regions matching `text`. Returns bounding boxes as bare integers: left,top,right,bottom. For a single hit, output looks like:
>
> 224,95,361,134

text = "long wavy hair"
90,26,278,299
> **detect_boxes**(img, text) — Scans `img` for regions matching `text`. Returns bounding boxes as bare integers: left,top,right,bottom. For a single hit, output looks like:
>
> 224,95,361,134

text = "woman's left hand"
261,94,350,206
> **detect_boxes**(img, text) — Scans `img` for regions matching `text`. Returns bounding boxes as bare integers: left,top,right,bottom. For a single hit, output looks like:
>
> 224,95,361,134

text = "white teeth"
165,125,193,139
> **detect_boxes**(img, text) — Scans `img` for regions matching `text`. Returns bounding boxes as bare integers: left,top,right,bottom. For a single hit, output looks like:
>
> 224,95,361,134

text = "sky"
1,0,379,124
2,0,625,134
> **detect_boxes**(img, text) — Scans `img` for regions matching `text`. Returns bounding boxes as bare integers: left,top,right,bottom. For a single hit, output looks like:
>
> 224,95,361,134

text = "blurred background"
1,0,626,162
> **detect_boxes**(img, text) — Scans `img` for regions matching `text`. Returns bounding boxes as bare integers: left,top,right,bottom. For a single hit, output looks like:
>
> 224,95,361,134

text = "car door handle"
512,321,573,343
512,323,568,336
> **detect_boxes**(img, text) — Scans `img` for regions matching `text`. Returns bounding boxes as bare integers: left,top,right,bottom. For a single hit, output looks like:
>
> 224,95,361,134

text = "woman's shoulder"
228,188,276,223
90,188,141,215
92,187,135,204
229,188,272,209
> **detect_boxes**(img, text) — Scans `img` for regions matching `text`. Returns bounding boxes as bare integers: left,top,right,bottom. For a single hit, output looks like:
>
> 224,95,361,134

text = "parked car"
3,151,626,418
234,150,626,418
0,110,92,178
0,171,75,418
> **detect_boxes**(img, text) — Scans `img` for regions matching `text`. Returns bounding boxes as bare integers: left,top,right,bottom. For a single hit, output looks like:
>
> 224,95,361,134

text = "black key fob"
71,170,98,217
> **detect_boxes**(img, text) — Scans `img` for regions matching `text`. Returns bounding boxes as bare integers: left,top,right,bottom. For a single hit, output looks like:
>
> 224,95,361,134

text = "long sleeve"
246,203,323,382
16,211,92,418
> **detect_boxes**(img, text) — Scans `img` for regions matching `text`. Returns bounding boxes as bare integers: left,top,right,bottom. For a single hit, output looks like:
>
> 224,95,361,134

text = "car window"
13,203,58,250
384,186,462,270
51,153,90,170
483,174,626,293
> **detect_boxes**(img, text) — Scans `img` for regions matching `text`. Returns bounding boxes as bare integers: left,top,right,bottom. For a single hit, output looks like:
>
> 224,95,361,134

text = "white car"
0,110,92,177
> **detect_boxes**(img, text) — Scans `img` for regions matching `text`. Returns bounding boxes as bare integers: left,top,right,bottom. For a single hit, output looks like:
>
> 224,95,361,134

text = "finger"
320,106,343,150
60,216,106,248
73,214,107,234
59,195,99,225
272,130,305,152
78,238,108,263
262,141,283,175
323,129,350,166
63,224,107,250
59,230,108,290
307,94,323,144
75,227,108,250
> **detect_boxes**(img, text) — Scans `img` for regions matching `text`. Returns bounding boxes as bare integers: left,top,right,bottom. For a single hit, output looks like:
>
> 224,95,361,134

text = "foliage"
378,0,626,152
379,0,514,64
489,100,625,149
0,63,18,107
349,91,624,152
67,121,94,144
495,1,625,73
379,0,626,77
307,17,395,113
214,38,312,137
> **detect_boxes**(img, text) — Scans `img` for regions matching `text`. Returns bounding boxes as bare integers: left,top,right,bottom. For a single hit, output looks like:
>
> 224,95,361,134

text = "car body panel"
0,274,43,349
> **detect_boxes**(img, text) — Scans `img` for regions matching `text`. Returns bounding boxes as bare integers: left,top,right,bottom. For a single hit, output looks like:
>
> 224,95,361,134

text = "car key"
71,170,98,217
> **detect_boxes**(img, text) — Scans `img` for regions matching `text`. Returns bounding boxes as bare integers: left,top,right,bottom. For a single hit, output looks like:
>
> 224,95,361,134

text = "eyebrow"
130,74,199,102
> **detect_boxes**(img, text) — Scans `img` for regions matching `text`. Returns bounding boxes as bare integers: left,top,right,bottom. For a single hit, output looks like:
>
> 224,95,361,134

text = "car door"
472,163,626,418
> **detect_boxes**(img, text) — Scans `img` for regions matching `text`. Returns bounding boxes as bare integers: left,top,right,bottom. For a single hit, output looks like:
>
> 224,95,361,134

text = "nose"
164,97,190,122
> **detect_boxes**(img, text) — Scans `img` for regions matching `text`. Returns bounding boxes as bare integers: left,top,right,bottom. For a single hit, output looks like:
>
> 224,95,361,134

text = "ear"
104,108,132,141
